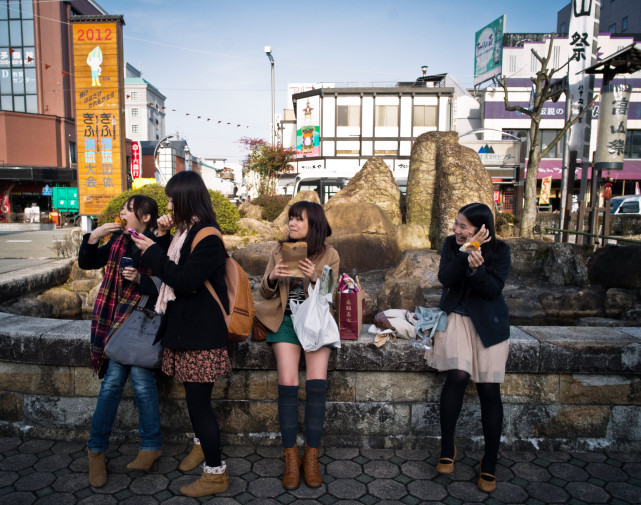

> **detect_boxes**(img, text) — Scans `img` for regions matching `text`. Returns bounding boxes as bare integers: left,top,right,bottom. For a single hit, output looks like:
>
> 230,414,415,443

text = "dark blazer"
438,235,511,348
142,223,229,350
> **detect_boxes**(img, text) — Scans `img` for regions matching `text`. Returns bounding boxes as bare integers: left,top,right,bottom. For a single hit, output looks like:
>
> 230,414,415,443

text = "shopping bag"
290,265,340,351
338,289,365,340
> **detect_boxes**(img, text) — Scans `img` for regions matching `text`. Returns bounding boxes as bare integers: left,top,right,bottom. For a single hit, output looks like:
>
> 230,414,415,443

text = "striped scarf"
89,233,150,372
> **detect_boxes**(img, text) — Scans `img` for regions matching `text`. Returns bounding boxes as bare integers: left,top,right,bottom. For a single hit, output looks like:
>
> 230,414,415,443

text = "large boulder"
324,158,402,225
37,288,82,319
505,238,552,277
231,241,278,277
237,218,279,243
325,203,401,274
542,243,591,287
238,202,262,220
386,250,442,290
273,190,320,231
588,245,641,289
406,131,494,249
69,261,103,283
539,286,606,322
395,224,431,251
376,278,425,312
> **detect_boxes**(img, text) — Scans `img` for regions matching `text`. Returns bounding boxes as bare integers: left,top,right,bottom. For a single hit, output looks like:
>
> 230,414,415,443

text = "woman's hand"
122,266,140,283
87,222,121,245
298,258,318,282
130,233,155,253
468,224,492,246
268,259,291,282
467,250,484,274
156,214,173,236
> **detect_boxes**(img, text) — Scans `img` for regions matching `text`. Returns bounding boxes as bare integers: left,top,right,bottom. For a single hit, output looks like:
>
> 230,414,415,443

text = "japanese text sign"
595,84,631,171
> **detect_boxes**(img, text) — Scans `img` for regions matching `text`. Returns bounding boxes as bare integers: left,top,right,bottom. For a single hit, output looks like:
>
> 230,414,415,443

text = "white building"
124,63,167,142
477,32,641,212
281,73,481,181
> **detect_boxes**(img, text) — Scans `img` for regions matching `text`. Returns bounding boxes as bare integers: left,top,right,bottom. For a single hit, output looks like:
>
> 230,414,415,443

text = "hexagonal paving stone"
400,460,435,480
367,478,407,500
406,479,448,502
526,481,569,503
327,478,366,500
51,473,91,494
548,462,589,481
566,481,611,503
0,470,19,487
360,449,396,461
606,481,641,503
34,454,72,473
327,460,363,479
289,481,327,499
34,492,78,505
247,476,285,499
491,481,529,502
0,437,21,452
128,474,170,495
91,473,131,495
511,462,552,482
325,448,360,460
585,462,629,482
0,491,36,505
0,453,37,471
253,458,282,478
18,440,54,454
570,451,607,463
14,472,55,492
227,456,253,476
363,460,399,479
76,494,119,504
446,480,487,502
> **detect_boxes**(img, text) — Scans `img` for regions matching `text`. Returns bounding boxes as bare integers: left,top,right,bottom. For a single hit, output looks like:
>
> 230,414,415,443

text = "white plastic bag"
290,266,340,351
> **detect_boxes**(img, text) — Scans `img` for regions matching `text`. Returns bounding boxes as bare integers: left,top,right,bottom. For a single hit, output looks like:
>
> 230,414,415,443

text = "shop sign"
462,140,521,167
131,141,141,179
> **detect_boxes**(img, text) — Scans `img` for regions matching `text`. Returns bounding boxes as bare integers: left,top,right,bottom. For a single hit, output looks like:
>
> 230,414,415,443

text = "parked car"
610,195,641,215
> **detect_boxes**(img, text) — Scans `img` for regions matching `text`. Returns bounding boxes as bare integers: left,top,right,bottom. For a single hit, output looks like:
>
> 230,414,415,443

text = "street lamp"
265,45,275,146
154,134,174,185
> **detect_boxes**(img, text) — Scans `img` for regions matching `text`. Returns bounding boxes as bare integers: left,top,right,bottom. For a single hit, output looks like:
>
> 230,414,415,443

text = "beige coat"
254,243,340,332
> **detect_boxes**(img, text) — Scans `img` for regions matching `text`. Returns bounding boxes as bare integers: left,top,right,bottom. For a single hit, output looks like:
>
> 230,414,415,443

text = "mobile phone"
127,228,142,239
120,256,133,269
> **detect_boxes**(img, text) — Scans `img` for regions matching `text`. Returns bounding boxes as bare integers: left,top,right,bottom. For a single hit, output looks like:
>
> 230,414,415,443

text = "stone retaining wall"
0,311,639,451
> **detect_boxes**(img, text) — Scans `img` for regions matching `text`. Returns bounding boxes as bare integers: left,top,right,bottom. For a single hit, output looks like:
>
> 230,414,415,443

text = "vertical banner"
131,141,141,179
594,84,631,170
71,16,126,216
474,15,505,86
567,0,600,162
539,176,552,205
296,96,320,157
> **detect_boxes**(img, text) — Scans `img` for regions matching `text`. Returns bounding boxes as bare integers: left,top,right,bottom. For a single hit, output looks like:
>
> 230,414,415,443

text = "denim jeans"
87,359,162,453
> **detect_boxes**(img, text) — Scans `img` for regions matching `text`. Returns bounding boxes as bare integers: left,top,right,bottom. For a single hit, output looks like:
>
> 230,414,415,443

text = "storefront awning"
528,159,641,180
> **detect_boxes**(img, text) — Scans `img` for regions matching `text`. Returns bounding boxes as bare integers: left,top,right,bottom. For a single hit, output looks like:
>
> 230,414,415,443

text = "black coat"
438,235,511,348
142,223,229,350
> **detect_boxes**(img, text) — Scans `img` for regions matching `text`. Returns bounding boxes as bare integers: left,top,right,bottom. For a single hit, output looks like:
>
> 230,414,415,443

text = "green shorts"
266,315,336,349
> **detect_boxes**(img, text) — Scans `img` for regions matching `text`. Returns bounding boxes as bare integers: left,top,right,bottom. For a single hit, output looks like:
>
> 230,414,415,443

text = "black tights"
439,369,503,474
184,382,222,468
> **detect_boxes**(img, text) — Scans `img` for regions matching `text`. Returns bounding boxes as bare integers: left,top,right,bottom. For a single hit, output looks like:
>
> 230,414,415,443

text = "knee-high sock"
439,369,470,458
304,379,327,448
278,385,299,448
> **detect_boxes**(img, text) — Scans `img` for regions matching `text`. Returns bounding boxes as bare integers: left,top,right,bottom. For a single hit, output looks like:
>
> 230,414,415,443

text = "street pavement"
0,228,79,274
0,436,639,504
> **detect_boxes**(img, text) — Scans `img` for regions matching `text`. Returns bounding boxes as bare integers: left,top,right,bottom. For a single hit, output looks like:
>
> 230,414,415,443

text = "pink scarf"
154,227,189,314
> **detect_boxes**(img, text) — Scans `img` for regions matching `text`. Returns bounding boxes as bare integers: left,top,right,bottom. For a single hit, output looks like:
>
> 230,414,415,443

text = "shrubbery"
251,195,291,222
98,183,240,234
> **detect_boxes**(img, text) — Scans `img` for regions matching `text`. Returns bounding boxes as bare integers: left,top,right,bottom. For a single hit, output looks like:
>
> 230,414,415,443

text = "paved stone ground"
0,436,640,504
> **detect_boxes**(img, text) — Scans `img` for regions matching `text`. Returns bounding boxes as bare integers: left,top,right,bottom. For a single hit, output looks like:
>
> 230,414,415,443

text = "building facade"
124,62,166,142
0,0,107,217
558,0,641,35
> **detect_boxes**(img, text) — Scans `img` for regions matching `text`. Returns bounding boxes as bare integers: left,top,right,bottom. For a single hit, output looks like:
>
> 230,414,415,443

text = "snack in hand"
115,217,128,230
460,241,481,252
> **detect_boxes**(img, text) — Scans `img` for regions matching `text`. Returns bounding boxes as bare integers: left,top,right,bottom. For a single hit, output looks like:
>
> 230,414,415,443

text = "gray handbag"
104,290,163,369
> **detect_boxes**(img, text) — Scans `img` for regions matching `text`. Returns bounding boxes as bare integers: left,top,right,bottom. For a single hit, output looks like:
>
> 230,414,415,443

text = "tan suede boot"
302,445,322,488
87,449,107,488
179,441,205,472
180,468,231,497
126,449,162,471
281,446,301,490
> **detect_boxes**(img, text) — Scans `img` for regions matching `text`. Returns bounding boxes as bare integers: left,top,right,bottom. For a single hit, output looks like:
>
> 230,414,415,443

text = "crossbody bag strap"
190,226,229,317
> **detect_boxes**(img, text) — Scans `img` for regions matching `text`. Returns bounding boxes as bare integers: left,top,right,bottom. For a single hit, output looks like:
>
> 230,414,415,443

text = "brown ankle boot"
179,443,205,472
87,449,107,488
180,468,231,497
302,445,322,488
126,449,161,471
281,446,301,490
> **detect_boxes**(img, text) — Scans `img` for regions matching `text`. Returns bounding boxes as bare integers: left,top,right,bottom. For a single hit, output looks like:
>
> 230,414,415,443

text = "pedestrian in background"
254,201,339,490
429,202,511,493
80,195,163,488
131,171,232,498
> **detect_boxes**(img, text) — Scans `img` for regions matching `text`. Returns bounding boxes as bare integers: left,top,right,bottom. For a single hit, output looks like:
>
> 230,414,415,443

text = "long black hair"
124,195,158,231
165,171,219,231
284,201,332,259
458,202,498,263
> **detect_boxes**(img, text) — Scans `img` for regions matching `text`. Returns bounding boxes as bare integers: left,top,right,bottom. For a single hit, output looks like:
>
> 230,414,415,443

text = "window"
131,107,138,117
625,130,641,158
132,124,139,133
337,105,360,127
609,23,616,33
540,130,564,158
68,141,77,164
619,201,640,214
622,17,628,32
375,105,398,127
560,22,566,33
413,105,437,127
131,91,138,100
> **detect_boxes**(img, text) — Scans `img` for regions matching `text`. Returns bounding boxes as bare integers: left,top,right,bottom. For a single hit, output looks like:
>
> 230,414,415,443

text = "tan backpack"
191,227,255,342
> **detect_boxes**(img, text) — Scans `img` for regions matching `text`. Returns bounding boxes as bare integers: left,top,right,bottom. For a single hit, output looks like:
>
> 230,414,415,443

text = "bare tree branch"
540,94,599,158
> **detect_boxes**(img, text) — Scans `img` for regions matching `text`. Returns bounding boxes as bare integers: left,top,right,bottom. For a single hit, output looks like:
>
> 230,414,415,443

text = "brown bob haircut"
284,201,332,259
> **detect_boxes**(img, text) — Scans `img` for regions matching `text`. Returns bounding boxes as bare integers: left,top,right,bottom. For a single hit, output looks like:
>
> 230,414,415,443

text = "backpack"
191,227,255,342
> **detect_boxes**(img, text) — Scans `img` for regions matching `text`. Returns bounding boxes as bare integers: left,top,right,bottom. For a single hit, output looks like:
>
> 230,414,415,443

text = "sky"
98,0,571,165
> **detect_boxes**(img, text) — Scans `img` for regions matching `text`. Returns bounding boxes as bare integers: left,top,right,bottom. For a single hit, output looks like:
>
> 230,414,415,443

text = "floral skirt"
161,347,231,383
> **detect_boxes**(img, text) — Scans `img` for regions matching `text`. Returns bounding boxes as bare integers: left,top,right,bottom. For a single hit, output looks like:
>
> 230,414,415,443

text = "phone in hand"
120,256,133,269
127,228,142,239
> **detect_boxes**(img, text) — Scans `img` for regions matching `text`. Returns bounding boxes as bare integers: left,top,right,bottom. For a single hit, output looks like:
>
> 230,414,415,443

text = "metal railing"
542,227,641,245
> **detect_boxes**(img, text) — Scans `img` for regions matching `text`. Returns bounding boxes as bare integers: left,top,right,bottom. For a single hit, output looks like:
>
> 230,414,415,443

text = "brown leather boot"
281,446,301,490
87,449,107,488
179,442,205,472
180,468,231,497
126,449,162,471
302,445,322,488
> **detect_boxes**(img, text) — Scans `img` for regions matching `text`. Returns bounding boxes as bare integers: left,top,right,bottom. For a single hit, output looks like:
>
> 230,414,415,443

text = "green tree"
239,137,295,196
